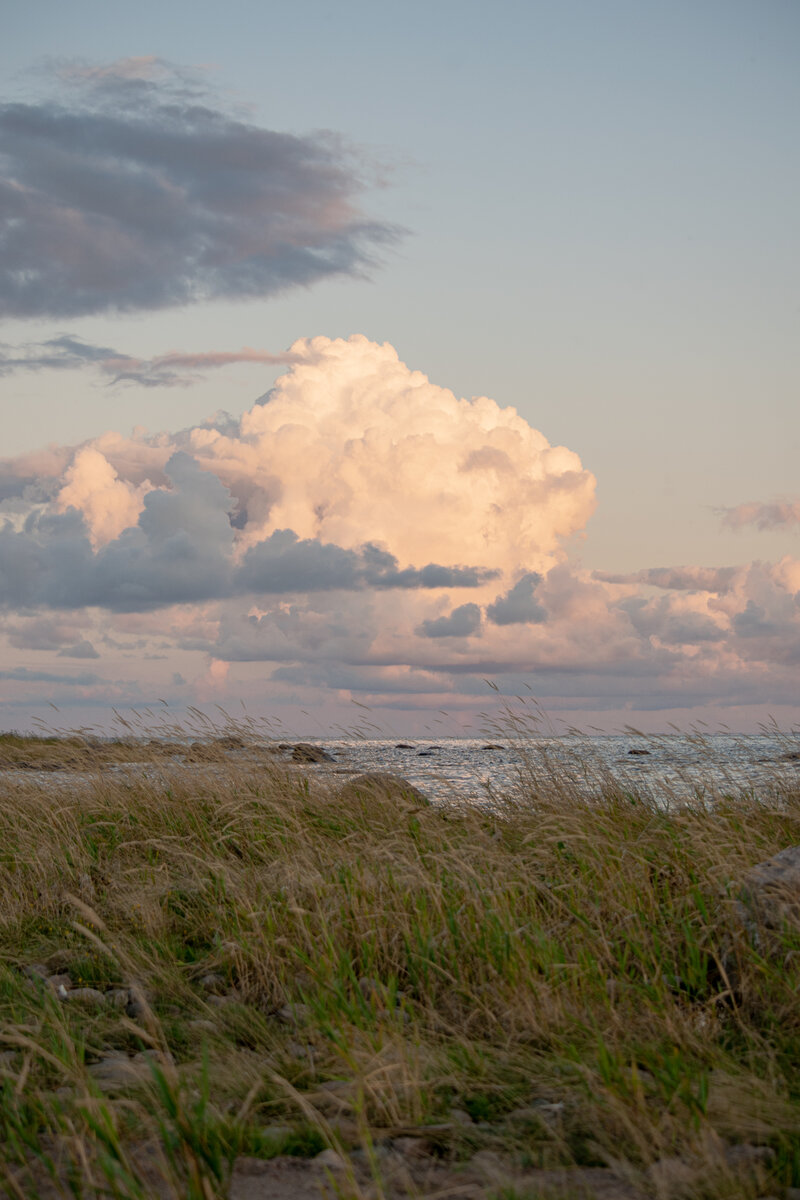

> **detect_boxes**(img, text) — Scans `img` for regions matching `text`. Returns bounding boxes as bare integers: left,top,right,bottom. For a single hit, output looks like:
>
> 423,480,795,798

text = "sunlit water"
301,734,800,806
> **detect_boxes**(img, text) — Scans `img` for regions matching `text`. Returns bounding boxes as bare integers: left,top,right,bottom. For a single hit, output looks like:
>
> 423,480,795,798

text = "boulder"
292,743,335,763
338,772,429,806
739,844,800,931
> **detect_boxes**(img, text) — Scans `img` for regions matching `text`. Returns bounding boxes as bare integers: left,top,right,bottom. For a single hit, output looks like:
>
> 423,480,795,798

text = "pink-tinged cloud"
718,499,800,532
1,335,799,725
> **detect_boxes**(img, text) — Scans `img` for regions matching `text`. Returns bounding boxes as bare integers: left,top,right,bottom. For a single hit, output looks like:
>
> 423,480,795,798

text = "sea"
295,733,800,807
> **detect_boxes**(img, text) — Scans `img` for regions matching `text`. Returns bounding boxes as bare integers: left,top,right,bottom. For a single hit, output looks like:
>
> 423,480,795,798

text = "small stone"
22,963,49,981
449,1108,473,1125
46,973,72,992
723,1144,774,1168
286,1040,310,1059
260,1124,291,1143
106,988,130,1010
126,990,148,1020
395,743,414,749
198,972,227,994
207,992,238,1007
189,1019,217,1033
0,1050,19,1065
628,747,651,756
357,975,383,999
66,987,107,1007
392,1137,430,1159
88,1055,147,1090
275,1002,311,1026
314,1149,347,1170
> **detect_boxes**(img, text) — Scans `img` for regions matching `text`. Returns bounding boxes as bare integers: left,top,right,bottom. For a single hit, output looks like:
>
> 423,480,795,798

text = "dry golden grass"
1,735,800,1197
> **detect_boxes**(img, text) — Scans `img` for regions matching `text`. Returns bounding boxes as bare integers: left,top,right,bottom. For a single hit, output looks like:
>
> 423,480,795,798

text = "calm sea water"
298,733,800,806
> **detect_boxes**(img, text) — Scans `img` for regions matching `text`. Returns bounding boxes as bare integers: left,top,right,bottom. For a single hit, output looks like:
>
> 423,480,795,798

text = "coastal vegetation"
1,730,800,1197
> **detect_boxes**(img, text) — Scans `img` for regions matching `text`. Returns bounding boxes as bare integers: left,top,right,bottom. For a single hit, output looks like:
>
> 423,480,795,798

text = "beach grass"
1,734,800,1197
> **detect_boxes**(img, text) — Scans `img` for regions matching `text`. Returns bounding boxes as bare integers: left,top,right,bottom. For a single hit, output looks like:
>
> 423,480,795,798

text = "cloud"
0,667,101,685
593,566,738,593
57,640,100,659
4,334,800,721
0,60,399,318
417,603,481,638
486,571,547,624
0,335,304,388
717,499,800,532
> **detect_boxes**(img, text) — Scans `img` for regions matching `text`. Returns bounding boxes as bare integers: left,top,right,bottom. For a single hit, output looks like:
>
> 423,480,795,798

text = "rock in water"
292,743,335,763
338,772,429,806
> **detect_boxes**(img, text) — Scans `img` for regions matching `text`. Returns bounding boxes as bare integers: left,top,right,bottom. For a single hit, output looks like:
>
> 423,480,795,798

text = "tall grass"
1,730,799,1197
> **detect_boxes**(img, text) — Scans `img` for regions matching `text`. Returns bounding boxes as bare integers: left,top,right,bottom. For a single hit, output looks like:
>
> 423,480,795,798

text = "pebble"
313,1149,347,1170
21,963,49,981
189,1019,217,1033
198,972,227,994
392,1136,430,1159
47,973,72,992
106,988,131,1010
276,1002,311,1026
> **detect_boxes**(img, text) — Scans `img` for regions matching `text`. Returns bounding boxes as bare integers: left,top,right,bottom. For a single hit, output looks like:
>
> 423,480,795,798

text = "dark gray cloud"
0,335,302,388
238,531,495,595
0,459,494,613
0,452,235,612
486,572,546,625
0,59,400,318
416,603,482,639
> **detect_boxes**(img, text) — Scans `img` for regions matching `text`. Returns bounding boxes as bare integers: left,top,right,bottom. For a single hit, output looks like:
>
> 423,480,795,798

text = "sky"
1,0,798,736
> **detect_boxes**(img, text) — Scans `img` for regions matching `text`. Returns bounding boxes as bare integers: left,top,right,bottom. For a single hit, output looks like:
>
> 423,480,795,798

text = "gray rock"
21,963,49,981
449,1108,473,1125
87,1054,148,1090
392,1136,430,1159
106,988,131,1010
66,987,107,1007
207,992,238,1007
46,973,72,992
739,844,800,931
189,1019,218,1034
198,972,227,994
313,1149,347,1170
275,1002,311,1026
723,1143,774,1168
339,772,429,806
126,989,148,1020
292,743,335,763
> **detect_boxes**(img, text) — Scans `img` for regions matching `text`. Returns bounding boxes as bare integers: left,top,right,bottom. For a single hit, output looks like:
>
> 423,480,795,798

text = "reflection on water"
306,734,800,806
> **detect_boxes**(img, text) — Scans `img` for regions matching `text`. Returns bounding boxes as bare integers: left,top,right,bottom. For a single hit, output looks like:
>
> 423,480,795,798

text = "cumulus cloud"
0,59,399,318
717,499,800,532
3,334,800,721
